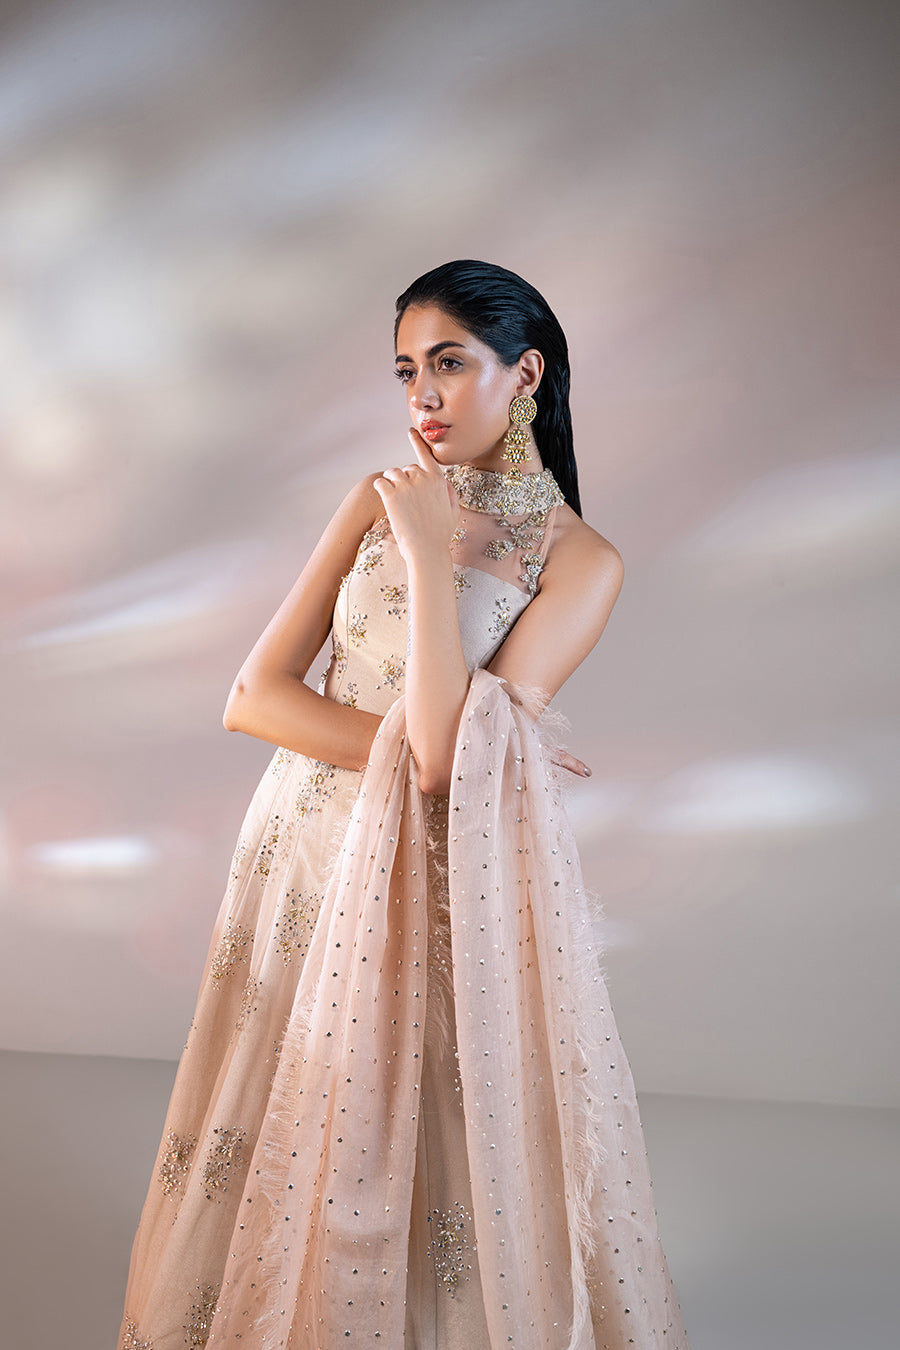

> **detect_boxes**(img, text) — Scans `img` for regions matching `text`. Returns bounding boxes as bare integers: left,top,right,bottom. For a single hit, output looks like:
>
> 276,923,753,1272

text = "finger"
552,750,592,777
407,427,440,471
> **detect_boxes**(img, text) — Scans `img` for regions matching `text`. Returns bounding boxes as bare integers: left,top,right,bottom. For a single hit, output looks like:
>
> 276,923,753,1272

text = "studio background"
1,1,897,1346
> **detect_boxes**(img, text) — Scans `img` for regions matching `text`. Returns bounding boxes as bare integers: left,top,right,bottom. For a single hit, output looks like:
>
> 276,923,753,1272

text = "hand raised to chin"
372,428,461,565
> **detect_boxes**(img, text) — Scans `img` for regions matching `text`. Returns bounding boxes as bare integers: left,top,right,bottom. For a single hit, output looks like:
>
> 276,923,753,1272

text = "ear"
515,348,544,397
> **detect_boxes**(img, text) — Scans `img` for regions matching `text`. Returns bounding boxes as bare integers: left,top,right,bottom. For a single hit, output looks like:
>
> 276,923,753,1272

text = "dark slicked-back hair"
394,259,581,515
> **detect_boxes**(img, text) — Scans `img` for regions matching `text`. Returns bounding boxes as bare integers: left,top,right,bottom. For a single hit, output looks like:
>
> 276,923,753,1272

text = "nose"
408,373,440,410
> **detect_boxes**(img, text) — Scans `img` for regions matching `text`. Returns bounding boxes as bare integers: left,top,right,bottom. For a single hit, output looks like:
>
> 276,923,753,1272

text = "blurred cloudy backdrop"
0,1,897,1345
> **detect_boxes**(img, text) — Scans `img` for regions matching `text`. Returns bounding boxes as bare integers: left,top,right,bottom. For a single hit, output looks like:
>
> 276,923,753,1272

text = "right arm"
222,473,386,771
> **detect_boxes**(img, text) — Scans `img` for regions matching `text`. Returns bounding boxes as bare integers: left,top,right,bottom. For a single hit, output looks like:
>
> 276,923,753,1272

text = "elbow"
222,676,249,732
416,761,453,796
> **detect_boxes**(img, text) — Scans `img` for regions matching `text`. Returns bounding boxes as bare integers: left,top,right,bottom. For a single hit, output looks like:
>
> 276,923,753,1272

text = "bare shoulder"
315,471,387,555
338,470,387,526
540,502,624,596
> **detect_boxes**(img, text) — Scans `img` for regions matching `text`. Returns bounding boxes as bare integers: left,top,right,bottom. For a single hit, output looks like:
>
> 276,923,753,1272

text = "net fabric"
202,669,689,1350
118,463,692,1348
442,463,566,597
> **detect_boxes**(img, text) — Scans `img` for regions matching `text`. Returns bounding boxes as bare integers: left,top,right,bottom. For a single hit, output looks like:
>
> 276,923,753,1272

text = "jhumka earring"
501,394,537,476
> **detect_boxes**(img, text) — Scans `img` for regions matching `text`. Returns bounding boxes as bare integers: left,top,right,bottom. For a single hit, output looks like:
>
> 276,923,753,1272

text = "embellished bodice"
319,464,565,716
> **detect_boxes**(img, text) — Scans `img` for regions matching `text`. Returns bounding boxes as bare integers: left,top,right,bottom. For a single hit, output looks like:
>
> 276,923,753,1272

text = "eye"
393,367,414,383
438,356,461,371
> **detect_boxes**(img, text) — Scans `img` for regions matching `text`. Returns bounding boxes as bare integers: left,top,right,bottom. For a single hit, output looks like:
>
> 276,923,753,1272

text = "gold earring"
502,394,537,474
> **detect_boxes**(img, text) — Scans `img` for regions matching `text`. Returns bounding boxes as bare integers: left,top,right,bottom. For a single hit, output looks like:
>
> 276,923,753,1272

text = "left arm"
373,430,471,794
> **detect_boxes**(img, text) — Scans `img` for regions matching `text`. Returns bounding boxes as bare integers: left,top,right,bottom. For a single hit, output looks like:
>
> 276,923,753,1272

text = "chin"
429,445,465,465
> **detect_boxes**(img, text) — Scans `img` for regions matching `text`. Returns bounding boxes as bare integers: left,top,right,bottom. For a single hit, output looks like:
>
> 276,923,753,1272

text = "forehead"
395,303,475,353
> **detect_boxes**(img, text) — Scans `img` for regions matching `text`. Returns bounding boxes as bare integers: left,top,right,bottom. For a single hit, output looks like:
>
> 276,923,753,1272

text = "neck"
465,422,542,474
459,440,544,477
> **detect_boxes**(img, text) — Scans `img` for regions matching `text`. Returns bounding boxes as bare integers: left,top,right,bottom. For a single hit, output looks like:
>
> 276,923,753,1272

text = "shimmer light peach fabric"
118,475,690,1349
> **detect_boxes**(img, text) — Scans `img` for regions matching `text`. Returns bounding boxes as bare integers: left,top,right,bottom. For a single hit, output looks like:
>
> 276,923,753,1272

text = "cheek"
470,374,511,421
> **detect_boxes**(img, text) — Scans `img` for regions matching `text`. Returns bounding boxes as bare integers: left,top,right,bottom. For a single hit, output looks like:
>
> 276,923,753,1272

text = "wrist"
405,545,454,584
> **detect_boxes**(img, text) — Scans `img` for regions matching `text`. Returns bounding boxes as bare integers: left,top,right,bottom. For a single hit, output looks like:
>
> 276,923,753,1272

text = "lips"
420,420,449,441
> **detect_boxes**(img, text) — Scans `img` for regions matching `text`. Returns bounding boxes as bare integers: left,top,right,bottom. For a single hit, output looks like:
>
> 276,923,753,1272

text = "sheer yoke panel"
444,463,566,598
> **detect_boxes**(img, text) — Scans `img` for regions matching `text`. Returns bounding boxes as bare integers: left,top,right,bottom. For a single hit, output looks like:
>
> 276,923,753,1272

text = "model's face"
394,304,540,470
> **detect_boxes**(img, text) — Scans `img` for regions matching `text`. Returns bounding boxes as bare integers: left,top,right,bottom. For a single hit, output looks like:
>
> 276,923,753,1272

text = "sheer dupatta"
206,668,681,1349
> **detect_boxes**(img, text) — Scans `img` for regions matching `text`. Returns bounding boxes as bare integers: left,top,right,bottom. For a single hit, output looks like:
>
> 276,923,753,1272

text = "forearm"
405,551,471,793
223,671,382,771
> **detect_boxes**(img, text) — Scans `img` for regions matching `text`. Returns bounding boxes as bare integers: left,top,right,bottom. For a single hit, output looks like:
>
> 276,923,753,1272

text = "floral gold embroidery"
359,548,384,573
184,1282,219,1348
358,515,390,552
484,536,514,560
444,464,564,516
274,890,318,963
209,917,253,985
453,569,471,594
519,551,546,593
488,597,512,640
122,1315,153,1349
426,1201,477,1296
482,511,548,582
379,655,405,689
340,681,359,708
348,611,368,644
444,465,562,596
296,760,338,817
379,583,408,616
255,815,281,877
271,747,295,778
202,1125,247,1199
332,634,347,675
158,1129,197,1198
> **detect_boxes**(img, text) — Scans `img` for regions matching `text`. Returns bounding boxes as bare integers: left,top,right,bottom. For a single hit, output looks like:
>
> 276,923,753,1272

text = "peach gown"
118,464,690,1350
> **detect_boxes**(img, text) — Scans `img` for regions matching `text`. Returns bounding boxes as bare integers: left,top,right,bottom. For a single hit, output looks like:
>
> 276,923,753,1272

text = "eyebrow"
394,340,468,364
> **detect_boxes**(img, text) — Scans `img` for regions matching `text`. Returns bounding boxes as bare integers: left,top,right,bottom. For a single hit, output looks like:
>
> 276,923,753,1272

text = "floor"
3,1047,896,1349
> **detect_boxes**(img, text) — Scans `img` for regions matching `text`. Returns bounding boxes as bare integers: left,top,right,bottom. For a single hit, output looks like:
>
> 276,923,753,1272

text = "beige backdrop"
0,0,898,1345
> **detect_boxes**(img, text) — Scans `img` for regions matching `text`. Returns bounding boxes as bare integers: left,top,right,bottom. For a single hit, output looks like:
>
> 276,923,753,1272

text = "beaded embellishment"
488,597,512,640
296,760,339,817
444,464,564,597
122,1315,153,1350
443,463,564,516
426,1201,477,1295
184,1283,219,1348
235,974,260,1029
273,888,318,962
202,1125,247,1199
158,1128,197,1198
209,917,253,985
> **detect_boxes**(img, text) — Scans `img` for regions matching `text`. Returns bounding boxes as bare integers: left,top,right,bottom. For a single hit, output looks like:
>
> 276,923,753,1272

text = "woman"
118,260,690,1349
